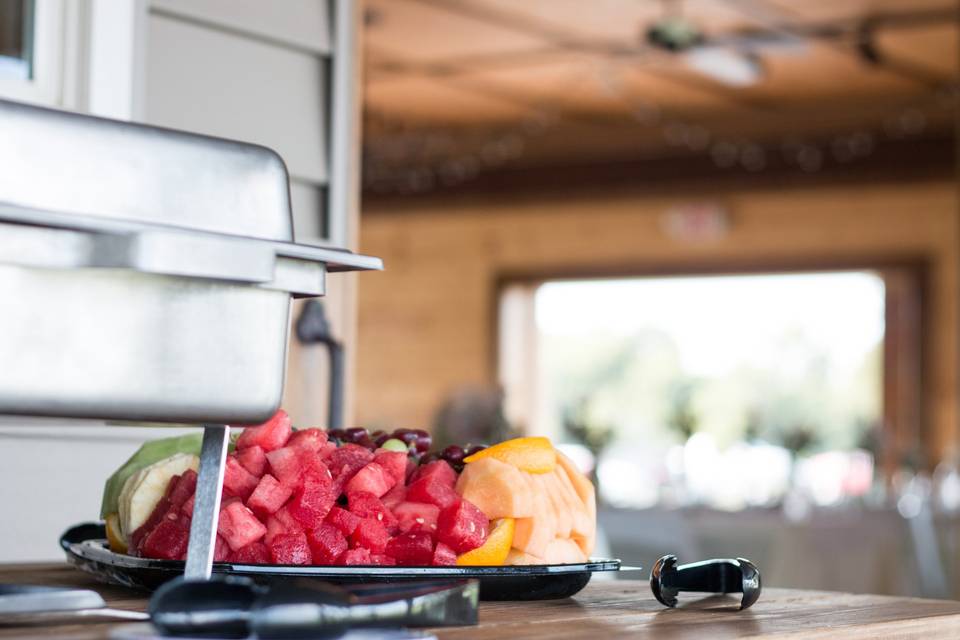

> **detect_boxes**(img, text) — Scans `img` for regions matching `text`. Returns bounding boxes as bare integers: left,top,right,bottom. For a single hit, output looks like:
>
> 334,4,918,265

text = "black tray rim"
61,522,622,580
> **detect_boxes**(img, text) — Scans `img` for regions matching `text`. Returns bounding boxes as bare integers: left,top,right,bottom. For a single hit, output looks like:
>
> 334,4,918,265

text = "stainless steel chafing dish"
0,99,380,424
0,98,382,579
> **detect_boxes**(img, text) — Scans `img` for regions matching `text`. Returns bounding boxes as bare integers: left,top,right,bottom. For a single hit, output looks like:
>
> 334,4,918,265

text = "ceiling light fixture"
684,47,765,87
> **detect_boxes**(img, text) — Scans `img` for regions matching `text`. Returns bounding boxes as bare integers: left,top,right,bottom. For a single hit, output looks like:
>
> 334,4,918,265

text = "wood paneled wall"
356,176,959,464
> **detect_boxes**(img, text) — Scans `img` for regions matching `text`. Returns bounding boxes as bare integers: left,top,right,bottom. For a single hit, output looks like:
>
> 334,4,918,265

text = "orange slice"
463,437,556,473
456,518,515,566
105,513,128,554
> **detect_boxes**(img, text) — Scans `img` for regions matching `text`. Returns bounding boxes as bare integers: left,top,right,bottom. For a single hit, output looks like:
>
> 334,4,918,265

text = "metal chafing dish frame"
0,98,382,580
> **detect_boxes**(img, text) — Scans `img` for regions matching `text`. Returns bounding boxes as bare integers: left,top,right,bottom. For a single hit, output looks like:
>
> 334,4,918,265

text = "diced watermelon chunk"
264,446,300,487
432,542,458,566
385,532,435,566
325,506,361,537
268,532,312,565
236,445,267,477
287,475,336,528
405,457,418,483
223,455,260,500
381,483,407,510
131,496,172,554
246,474,293,518
350,517,390,554
307,523,348,565
214,535,231,562
236,410,292,452
218,501,267,552
141,512,191,560
373,451,407,485
348,491,398,533
288,428,328,453
265,505,303,544
338,547,372,566
436,499,488,554
393,501,440,535
230,541,270,564
180,494,195,517
133,473,186,553
266,446,330,490
327,444,374,486
411,460,457,487
163,474,181,500
316,442,336,461
168,470,198,509
370,553,397,566
345,462,395,498
220,496,241,509
406,475,459,509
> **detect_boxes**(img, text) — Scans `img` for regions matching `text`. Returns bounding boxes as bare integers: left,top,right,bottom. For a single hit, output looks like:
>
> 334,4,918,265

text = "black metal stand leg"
183,425,229,581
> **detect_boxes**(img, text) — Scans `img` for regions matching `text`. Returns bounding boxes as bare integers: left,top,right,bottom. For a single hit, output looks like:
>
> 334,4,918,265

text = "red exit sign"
661,203,730,242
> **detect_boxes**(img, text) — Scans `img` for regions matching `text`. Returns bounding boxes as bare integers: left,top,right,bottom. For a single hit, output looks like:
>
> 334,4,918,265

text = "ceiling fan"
644,0,807,87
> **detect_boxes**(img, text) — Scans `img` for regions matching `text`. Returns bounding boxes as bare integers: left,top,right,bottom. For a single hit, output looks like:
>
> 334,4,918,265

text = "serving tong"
0,577,478,637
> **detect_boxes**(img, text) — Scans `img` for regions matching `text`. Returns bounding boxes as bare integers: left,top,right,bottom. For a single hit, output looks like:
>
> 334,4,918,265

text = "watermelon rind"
100,433,203,519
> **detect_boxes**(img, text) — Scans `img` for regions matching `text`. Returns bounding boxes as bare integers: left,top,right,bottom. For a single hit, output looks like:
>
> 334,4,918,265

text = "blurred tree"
562,398,614,456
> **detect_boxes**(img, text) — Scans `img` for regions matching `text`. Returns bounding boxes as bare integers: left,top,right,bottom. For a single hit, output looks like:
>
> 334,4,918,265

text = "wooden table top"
3,563,960,639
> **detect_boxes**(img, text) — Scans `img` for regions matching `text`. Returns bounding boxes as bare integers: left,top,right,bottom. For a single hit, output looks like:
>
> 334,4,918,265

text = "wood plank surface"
2,564,960,639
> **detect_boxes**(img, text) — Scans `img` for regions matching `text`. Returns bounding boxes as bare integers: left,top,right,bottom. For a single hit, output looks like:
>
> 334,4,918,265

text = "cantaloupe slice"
505,548,543,565
455,457,535,519
540,472,572,539
556,452,594,506
512,488,556,558
533,474,560,542
570,488,597,558
553,467,591,538
555,452,596,557
543,537,588,564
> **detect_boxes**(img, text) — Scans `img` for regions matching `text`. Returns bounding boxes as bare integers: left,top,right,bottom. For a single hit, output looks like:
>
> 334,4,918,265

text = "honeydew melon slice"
118,453,199,540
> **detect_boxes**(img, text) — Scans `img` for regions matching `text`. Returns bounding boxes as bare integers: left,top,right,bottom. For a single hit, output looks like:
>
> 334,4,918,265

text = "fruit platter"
62,411,620,600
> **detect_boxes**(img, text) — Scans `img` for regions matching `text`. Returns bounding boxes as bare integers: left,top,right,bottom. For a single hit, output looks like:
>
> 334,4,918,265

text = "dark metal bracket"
295,299,344,430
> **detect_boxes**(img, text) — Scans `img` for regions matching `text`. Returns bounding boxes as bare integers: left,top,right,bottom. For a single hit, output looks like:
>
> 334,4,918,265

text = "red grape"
441,445,465,465
419,452,442,466
397,431,419,447
464,444,486,458
413,430,432,453
345,427,368,443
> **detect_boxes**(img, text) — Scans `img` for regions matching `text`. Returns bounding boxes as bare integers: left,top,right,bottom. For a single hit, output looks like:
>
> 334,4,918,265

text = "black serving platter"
61,523,622,601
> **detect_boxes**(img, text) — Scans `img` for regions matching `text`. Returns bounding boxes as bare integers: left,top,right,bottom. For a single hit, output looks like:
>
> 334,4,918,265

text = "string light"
363,65,958,194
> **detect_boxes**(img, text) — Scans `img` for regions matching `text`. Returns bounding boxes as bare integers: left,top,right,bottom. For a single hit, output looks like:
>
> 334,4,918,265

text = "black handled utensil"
650,555,761,610
149,576,478,638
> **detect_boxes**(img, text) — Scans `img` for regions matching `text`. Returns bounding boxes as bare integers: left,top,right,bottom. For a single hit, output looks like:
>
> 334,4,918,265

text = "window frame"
0,0,64,106
496,261,927,477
